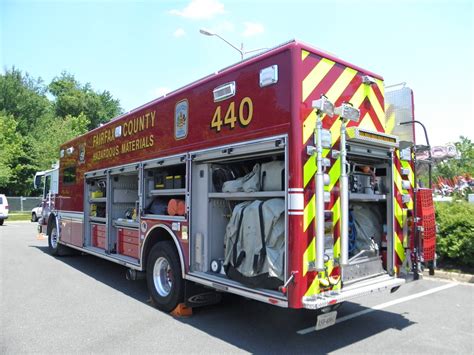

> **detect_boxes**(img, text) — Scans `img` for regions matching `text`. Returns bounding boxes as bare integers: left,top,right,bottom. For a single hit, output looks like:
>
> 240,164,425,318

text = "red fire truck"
41,40,429,329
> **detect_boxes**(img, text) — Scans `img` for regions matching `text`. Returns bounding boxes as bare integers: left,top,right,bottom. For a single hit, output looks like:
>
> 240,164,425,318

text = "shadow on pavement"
33,245,150,303
33,245,415,353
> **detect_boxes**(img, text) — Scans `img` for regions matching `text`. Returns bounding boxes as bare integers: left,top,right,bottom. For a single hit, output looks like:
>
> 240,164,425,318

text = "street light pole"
199,29,267,61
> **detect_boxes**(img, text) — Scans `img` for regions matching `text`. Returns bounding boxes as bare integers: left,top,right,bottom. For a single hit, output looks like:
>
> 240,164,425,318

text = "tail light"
5,205,8,210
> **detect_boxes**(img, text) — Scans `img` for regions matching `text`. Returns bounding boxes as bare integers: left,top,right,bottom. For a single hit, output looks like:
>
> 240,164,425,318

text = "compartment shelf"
350,193,387,202
113,219,139,228
90,197,106,203
142,214,186,221
149,188,186,196
208,191,285,200
90,216,107,223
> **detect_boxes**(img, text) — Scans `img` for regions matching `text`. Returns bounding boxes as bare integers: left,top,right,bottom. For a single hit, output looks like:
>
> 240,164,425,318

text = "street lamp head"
199,28,265,61
199,29,214,36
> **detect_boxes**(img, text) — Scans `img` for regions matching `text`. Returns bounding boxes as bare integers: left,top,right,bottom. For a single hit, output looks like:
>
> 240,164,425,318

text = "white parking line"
297,282,458,335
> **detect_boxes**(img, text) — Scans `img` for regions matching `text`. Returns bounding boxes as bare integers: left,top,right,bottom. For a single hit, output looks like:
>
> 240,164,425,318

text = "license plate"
316,311,337,330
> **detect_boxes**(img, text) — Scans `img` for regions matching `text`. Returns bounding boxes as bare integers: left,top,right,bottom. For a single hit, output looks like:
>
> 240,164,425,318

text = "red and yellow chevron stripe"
300,49,397,297
393,149,416,273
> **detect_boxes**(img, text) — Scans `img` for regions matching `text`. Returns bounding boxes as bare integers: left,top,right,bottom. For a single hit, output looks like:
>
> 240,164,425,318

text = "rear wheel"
146,241,184,312
0,219,4,226
31,212,37,222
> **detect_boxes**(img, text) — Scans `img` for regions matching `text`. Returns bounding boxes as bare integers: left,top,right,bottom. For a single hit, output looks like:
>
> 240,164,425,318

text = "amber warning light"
359,131,397,143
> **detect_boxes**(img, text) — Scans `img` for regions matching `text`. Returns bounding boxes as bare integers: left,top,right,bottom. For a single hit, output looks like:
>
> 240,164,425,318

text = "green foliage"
0,68,122,196
0,67,51,135
433,136,474,181
0,113,21,185
435,201,474,267
49,72,122,129
0,113,38,195
32,113,91,165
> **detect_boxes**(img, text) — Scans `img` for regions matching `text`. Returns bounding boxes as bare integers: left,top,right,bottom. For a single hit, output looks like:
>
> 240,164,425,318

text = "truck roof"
61,39,383,148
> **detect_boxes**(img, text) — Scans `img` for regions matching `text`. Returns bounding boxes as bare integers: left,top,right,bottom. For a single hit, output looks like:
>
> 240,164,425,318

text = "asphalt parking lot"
1,222,473,354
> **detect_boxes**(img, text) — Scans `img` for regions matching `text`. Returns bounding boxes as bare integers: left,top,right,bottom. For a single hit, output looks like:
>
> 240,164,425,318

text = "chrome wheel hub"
51,227,58,248
153,256,172,297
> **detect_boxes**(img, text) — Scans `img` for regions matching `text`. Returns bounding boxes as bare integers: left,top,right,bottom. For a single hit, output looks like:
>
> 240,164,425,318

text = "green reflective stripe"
303,194,315,232
305,276,320,296
395,233,405,262
394,195,404,229
303,155,316,188
303,237,315,276
302,58,335,102
301,49,310,61
327,157,341,191
325,67,358,103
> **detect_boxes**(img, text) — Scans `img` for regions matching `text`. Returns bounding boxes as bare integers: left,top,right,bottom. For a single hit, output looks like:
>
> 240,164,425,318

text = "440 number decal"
210,97,253,132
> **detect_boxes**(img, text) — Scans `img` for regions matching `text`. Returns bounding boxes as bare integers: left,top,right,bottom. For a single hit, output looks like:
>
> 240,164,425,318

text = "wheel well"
142,226,184,275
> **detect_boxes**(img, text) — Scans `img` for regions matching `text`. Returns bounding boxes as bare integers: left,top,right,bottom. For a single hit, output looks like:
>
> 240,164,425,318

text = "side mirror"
34,175,42,189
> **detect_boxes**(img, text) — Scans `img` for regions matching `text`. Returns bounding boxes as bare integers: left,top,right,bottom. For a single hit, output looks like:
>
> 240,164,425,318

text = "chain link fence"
6,197,42,212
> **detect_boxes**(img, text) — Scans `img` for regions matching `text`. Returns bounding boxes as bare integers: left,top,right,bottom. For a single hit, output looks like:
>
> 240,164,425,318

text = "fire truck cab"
34,164,59,225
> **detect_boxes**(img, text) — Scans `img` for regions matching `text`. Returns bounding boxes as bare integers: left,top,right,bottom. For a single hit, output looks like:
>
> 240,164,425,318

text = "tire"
47,221,68,256
146,241,184,312
31,213,37,222
0,219,4,226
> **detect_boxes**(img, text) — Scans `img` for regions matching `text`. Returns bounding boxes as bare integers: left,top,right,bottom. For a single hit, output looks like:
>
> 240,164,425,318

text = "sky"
1,0,473,146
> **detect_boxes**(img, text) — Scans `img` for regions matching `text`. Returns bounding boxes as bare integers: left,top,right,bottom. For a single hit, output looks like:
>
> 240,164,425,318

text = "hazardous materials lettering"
92,146,120,162
121,135,154,153
90,110,156,162
91,111,156,148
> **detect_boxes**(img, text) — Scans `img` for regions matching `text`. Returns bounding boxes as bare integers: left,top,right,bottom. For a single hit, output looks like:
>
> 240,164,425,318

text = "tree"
0,67,51,135
0,113,38,195
48,72,122,129
433,136,474,180
0,113,19,186
0,68,122,196
32,113,90,166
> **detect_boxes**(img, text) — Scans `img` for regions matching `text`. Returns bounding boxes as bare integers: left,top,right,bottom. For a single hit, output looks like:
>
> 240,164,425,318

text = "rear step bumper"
302,275,405,310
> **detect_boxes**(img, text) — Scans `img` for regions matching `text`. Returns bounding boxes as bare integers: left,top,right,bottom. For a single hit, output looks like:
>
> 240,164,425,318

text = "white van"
0,194,9,225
